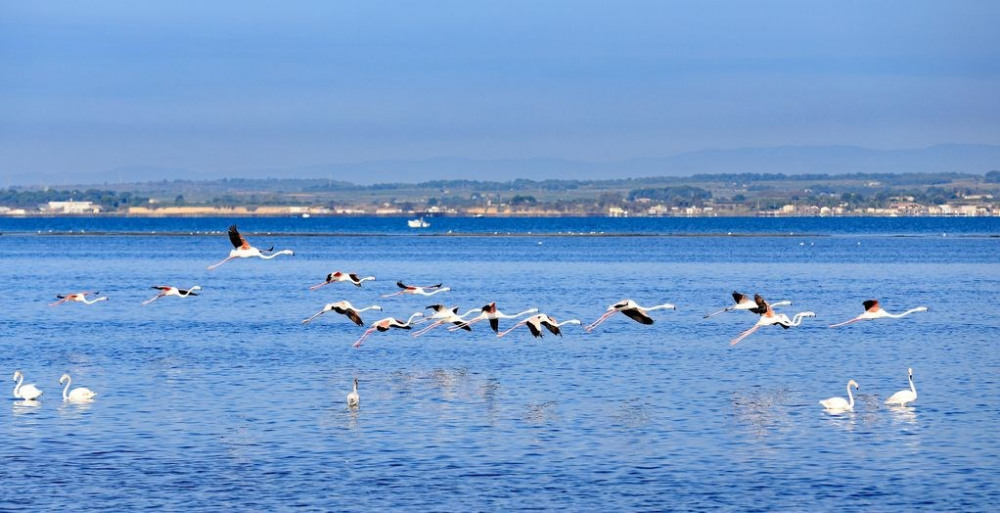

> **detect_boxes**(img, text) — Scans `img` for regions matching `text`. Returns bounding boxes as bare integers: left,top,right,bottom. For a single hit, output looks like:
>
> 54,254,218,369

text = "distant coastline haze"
2,2,998,185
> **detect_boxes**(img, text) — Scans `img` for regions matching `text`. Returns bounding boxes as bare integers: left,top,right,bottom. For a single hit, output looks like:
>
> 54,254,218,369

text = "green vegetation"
1,172,996,215
0,188,148,210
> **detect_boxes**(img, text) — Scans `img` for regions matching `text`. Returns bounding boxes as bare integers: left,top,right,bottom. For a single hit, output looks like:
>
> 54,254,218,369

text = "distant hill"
8,144,1000,186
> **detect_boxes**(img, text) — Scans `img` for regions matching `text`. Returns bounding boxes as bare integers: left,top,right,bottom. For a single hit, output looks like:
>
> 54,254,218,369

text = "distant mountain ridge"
8,144,1000,186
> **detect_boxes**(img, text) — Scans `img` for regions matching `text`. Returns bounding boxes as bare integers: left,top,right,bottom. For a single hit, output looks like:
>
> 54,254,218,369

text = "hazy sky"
2,1,998,181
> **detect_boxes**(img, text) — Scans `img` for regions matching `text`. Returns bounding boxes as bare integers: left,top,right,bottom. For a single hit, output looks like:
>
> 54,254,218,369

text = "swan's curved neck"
13,374,23,396
62,377,72,400
909,374,916,395
846,383,855,408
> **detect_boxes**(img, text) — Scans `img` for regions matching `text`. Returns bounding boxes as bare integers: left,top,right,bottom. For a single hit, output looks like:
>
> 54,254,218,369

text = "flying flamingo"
381,281,451,298
143,286,201,305
730,294,815,345
49,291,108,306
411,305,478,338
829,300,928,328
585,299,676,333
450,302,539,333
301,300,382,326
309,272,376,290
497,314,582,338
704,291,791,318
352,312,424,348
207,225,294,270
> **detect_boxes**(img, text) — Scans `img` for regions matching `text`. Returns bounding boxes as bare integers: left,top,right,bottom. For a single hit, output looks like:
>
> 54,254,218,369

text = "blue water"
1,217,999,511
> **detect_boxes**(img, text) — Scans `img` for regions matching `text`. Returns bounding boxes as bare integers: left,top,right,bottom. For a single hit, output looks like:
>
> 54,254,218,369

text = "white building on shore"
45,201,102,214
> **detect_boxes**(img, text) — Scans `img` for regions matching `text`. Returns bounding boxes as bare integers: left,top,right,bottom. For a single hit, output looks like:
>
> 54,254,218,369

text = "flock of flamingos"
15,225,926,413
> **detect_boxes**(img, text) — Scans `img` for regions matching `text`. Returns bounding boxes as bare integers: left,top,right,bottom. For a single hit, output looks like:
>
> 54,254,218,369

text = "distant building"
46,201,102,214
0,206,28,216
608,206,628,217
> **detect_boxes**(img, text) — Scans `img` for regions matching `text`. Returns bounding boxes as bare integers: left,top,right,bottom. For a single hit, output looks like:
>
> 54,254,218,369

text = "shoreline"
3,231,998,238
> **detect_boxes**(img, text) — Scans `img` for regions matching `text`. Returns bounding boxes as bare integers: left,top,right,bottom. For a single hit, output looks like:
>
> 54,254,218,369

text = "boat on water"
407,217,430,228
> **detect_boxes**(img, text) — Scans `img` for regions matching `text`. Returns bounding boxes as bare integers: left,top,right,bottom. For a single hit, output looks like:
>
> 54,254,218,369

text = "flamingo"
411,305,478,338
450,302,539,333
207,225,294,270
829,300,928,328
49,291,108,306
704,291,791,318
309,272,376,290
730,294,815,345
12,371,43,401
59,374,97,402
143,285,201,305
497,314,582,338
381,281,450,298
301,300,382,326
347,378,360,407
352,313,424,348
585,299,676,333
884,368,917,406
819,379,860,412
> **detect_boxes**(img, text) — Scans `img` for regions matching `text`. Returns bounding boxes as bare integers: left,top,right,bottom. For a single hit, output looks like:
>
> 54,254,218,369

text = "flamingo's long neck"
62,377,72,401
180,288,197,297
260,250,293,260
887,308,926,319
643,303,675,312
501,308,538,319
789,312,814,326
358,306,381,313
406,313,423,325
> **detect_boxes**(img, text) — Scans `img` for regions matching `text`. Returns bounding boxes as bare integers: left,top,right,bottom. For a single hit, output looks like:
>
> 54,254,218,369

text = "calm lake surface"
2,217,998,511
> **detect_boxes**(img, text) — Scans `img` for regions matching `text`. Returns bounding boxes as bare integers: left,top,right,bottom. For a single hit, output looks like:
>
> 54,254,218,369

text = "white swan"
60,373,97,402
819,379,859,412
347,378,360,407
12,371,43,401
885,367,917,406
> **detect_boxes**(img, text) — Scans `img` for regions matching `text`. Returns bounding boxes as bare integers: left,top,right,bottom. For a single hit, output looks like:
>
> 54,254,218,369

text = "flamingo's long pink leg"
207,256,235,271
729,325,761,346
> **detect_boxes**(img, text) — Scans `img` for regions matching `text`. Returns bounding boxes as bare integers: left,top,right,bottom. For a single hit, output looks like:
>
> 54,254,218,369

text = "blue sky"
1,1,998,182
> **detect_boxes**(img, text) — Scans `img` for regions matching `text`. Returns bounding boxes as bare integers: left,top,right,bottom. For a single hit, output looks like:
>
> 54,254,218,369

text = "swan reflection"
11,399,42,415
887,405,918,425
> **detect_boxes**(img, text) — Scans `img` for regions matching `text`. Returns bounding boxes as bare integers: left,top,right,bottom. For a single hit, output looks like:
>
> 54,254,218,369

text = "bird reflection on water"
730,387,793,438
